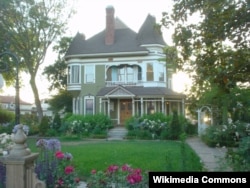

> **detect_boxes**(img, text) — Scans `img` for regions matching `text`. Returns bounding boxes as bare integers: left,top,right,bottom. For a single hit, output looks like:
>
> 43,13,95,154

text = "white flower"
3,150,8,156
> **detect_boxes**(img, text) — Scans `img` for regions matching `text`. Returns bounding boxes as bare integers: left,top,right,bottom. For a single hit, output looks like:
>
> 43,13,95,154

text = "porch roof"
96,86,185,99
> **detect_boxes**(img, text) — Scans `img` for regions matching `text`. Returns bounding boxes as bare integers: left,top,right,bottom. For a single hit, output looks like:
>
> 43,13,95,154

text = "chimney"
105,5,115,45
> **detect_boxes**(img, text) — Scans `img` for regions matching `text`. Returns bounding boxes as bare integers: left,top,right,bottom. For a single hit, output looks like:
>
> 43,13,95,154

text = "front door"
120,99,132,126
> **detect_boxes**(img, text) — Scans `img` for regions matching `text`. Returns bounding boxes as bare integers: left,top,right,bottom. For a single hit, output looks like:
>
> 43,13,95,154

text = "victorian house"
65,6,185,126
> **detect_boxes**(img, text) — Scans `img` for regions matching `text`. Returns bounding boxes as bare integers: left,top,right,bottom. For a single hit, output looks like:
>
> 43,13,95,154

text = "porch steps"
107,127,128,140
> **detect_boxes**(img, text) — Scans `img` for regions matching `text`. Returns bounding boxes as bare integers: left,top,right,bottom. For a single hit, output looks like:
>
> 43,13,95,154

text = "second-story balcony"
105,80,166,87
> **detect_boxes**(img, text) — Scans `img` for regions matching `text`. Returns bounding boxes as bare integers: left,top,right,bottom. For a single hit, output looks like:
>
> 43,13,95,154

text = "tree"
0,0,75,123
43,36,73,114
161,0,250,124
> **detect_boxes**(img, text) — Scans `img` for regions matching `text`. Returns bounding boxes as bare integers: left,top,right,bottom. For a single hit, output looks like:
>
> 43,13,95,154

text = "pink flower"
91,169,97,174
57,177,64,186
55,151,64,159
121,164,131,172
127,173,142,184
107,165,119,173
65,166,74,174
127,169,142,184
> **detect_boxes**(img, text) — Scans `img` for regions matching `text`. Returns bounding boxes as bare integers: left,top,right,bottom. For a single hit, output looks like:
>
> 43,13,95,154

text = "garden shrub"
168,110,184,140
51,112,61,132
224,136,250,171
0,123,14,135
201,121,250,147
61,114,113,138
0,108,14,124
125,112,195,140
38,116,50,136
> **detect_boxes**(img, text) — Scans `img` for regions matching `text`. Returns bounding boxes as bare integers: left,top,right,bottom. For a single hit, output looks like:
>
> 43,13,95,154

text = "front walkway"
186,136,231,171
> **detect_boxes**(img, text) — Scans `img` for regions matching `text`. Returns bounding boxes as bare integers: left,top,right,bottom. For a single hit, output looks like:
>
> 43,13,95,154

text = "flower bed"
35,138,80,188
87,164,148,188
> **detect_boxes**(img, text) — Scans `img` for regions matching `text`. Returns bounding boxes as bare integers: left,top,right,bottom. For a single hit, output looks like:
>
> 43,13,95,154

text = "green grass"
27,138,203,181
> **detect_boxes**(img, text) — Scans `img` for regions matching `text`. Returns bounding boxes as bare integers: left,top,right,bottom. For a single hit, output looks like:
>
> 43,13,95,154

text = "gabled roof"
65,13,166,58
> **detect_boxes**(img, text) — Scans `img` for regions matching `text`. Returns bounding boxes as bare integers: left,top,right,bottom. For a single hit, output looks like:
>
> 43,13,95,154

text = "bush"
125,113,195,140
51,113,61,132
224,136,250,171
0,108,14,124
201,121,250,147
38,116,50,136
168,110,183,140
60,114,113,138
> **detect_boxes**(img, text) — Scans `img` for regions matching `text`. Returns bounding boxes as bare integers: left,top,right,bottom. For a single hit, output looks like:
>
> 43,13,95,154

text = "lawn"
27,138,203,182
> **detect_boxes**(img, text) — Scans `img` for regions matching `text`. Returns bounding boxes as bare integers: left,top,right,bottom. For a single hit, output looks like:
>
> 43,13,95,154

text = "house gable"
105,85,135,98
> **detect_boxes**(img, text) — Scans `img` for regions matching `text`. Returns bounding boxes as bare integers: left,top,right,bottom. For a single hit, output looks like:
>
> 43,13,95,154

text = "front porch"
97,85,185,125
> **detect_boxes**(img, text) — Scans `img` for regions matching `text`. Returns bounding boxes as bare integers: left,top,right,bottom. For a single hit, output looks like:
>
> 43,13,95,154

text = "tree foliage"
43,36,73,91
48,89,72,114
161,0,250,123
43,36,73,114
0,0,75,123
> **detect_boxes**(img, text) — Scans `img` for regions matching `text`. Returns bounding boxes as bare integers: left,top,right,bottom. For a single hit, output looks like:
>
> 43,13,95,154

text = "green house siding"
81,64,105,114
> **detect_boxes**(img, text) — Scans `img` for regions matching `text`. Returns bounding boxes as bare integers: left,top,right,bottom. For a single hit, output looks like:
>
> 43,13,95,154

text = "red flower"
55,151,64,159
65,165,74,174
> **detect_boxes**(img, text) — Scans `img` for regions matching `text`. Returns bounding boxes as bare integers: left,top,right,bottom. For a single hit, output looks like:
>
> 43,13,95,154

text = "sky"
1,0,191,103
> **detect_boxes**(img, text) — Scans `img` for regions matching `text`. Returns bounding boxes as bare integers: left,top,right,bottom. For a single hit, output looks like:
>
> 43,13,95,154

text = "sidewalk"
186,136,231,171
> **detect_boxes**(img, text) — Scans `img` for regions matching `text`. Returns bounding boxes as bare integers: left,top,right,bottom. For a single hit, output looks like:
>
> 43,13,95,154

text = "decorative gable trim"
105,86,135,97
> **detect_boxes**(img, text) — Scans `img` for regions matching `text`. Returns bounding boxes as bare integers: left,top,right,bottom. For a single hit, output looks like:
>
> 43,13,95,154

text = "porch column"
132,98,135,116
161,97,164,113
72,98,76,114
76,97,79,114
99,98,102,113
182,98,185,116
107,98,110,117
80,97,82,114
140,98,144,116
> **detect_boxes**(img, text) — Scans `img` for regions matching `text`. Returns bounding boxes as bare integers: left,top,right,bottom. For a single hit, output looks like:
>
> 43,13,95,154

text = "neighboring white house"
0,95,52,117
31,99,53,117
0,95,32,115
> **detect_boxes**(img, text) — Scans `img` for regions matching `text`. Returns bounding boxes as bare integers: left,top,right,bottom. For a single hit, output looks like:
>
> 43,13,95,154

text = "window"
147,101,155,114
158,64,165,81
159,72,164,81
147,63,154,81
85,96,94,115
106,65,141,83
68,65,80,84
85,65,95,83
